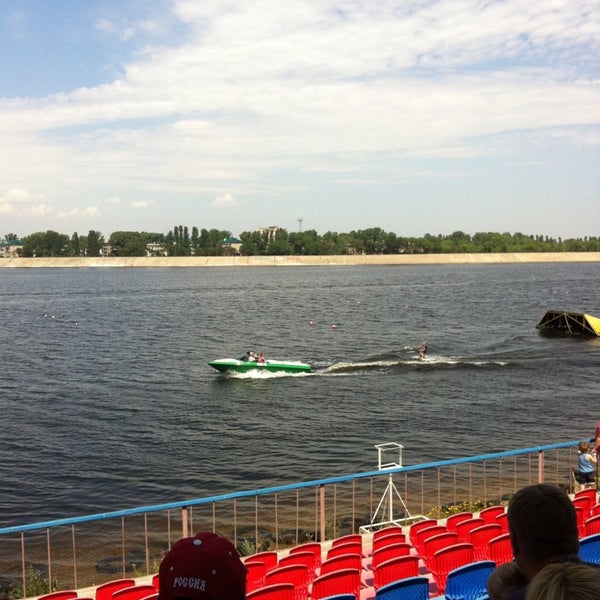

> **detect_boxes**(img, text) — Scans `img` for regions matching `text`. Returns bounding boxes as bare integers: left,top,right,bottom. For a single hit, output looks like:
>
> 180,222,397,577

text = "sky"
1,0,599,240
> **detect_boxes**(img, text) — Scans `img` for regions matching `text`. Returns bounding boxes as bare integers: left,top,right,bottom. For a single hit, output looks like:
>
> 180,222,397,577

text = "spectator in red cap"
158,532,247,600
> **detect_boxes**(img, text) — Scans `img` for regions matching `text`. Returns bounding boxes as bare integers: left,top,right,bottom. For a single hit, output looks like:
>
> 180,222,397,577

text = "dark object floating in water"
536,310,600,336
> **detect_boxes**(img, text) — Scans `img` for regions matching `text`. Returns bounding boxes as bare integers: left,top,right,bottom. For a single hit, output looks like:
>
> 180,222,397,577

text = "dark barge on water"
536,310,600,336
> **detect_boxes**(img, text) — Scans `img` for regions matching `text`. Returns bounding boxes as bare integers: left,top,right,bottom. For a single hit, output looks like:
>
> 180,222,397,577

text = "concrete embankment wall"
2,252,600,268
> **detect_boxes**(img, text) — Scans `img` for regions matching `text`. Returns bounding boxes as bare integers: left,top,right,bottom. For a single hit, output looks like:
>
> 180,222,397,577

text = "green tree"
86,230,103,256
21,230,70,257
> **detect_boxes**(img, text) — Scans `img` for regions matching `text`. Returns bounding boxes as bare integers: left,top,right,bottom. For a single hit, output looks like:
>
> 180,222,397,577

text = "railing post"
538,450,544,483
319,485,325,543
181,506,188,538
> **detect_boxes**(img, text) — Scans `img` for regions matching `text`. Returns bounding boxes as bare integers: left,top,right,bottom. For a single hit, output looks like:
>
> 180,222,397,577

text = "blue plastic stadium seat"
444,560,495,600
580,533,600,565
375,576,430,600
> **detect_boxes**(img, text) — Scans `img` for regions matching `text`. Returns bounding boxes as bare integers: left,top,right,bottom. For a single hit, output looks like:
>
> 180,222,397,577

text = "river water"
1,263,599,529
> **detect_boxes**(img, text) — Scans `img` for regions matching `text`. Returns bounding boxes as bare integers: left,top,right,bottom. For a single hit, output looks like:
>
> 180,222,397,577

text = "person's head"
158,532,246,600
487,562,528,600
525,562,600,600
579,440,590,453
507,484,579,581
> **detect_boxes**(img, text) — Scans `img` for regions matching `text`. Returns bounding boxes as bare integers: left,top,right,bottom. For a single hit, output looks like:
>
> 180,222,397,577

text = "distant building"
223,236,242,254
101,244,113,257
1,239,23,257
146,242,168,257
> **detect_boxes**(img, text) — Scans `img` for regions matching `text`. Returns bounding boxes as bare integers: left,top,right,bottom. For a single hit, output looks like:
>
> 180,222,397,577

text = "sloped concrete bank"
1,252,600,268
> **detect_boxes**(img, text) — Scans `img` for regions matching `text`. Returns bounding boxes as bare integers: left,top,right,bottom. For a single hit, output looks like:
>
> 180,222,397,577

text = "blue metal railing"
0,441,582,597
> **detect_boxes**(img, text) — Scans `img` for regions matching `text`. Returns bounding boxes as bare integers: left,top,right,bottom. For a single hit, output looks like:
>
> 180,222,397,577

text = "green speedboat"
208,358,312,374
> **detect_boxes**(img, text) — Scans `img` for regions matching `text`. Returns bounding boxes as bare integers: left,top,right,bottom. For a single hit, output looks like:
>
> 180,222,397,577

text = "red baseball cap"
158,532,247,600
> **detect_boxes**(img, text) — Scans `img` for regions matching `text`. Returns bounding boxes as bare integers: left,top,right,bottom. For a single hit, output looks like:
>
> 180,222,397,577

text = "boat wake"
218,369,311,379
316,354,511,375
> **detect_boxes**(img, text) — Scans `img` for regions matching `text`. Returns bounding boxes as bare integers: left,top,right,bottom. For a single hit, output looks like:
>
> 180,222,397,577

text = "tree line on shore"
3,226,600,258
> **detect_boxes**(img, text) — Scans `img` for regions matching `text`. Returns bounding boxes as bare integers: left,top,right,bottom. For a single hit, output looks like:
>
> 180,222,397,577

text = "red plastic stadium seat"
245,560,268,593
326,541,363,560
445,512,473,533
278,550,318,581
331,534,363,549
112,585,157,600
488,533,513,566
371,542,412,570
455,518,485,543
289,542,322,569
320,553,363,576
247,583,295,600
264,564,310,600
468,523,502,561
373,554,419,590
411,525,447,553
95,580,136,600
430,543,474,594
408,519,438,547
245,551,279,573
585,514,600,537
479,505,505,524
372,526,404,544
310,568,362,600
38,592,78,600
371,532,407,553
421,532,459,570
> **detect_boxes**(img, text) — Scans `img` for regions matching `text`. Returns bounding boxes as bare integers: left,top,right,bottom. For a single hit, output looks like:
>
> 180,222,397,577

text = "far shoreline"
2,252,600,268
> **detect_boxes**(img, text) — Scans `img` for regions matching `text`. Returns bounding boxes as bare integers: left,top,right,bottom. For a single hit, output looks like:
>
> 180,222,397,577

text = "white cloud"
211,193,238,208
0,0,598,237
57,207,99,218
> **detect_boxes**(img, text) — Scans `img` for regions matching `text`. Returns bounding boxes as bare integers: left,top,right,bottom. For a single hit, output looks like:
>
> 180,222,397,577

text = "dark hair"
507,484,578,562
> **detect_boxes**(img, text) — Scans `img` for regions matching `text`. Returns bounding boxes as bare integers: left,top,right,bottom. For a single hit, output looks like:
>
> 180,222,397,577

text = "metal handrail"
0,441,582,598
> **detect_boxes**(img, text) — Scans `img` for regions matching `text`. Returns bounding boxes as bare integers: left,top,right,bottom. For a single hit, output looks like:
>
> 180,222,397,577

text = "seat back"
412,525,447,553
95,580,136,600
479,505,505,524
468,524,502,561
39,592,78,600
372,526,404,544
371,542,411,570
331,534,363,548
585,514,600,537
112,585,157,600
246,582,295,600
375,576,430,600
575,488,598,505
320,554,363,576
326,541,362,560
265,564,310,600
455,518,485,543
444,560,496,600
488,533,513,566
373,554,419,590
431,543,474,594
289,542,322,569
311,568,361,600
408,519,438,546
421,532,459,569
579,533,600,565
245,551,279,572
245,560,268,593
278,550,317,580
495,512,509,533
372,532,407,553
445,512,473,533
573,496,593,519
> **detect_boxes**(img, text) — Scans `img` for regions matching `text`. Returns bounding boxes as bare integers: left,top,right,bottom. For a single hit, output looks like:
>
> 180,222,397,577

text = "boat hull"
208,358,312,374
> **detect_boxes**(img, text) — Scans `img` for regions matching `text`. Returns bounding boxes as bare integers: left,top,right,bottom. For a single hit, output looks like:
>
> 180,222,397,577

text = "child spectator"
578,440,597,487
